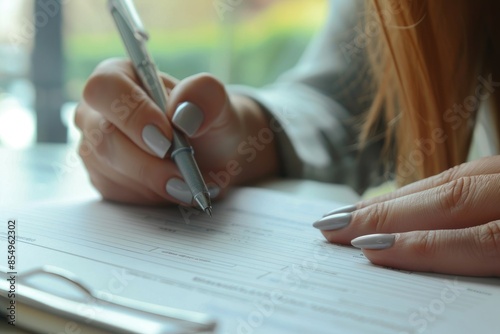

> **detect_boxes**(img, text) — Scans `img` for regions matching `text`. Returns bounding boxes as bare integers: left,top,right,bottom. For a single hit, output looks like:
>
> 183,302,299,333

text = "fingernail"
351,234,396,250
142,125,171,158
166,178,192,204
172,102,204,136
323,204,357,217
207,184,220,199
313,213,352,230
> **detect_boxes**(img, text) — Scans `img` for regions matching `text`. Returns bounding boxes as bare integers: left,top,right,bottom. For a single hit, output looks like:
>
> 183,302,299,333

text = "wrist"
229,94,279,185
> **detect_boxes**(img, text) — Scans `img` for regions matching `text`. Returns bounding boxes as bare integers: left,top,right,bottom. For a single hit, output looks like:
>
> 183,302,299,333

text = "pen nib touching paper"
204,207,213,217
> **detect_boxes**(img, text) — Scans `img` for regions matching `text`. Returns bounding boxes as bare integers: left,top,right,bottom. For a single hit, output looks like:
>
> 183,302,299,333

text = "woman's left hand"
314,155,500,277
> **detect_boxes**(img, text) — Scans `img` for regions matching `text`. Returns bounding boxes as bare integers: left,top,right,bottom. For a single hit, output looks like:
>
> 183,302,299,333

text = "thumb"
166,73,235,138
350,221,500,277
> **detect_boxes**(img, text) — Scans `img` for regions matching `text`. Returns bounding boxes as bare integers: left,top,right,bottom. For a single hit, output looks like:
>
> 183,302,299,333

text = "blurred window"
0,0,328,148
0,0,35,148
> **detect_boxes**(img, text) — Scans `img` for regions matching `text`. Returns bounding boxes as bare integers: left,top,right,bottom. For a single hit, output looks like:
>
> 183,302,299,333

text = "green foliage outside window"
64,0,327,101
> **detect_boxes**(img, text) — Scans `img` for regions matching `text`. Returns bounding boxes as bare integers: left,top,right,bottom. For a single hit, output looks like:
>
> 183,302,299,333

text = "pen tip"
205,207,213,217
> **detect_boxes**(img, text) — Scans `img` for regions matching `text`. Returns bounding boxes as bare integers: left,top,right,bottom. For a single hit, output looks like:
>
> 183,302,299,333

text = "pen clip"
108,0,149,41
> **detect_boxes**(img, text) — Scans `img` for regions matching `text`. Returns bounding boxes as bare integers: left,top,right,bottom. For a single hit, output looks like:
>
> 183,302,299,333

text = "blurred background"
0,0,327,149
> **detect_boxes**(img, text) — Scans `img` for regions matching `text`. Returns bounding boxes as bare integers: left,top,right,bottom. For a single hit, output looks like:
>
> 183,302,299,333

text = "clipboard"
0,266,217,334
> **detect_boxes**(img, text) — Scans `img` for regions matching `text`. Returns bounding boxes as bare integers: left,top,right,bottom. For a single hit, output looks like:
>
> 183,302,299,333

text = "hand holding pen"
109,0,213,215
74,1,279,208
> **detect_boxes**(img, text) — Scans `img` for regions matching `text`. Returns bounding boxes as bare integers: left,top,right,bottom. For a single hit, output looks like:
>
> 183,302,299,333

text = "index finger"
341,156,500,214
364,156,500,207
83,58,179,158
315,173,500,245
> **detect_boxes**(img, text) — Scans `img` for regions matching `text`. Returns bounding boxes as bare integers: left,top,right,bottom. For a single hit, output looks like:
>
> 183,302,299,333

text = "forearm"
222,0,386,194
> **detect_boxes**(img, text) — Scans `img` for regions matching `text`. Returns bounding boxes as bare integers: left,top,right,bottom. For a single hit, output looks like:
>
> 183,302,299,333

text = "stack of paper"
1,188,499,333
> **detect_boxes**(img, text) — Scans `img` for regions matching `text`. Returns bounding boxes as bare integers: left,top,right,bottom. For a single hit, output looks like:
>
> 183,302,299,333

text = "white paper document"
1,187,499,333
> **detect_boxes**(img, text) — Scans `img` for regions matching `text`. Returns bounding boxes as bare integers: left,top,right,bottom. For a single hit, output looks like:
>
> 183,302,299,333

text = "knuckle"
364,202,390,232
440,176,474,215
119,96,148,128
80,132,113,167
193,73,226,99
83,60,126,104
412,230,438,259
474,222,500,261
83,73,103,100
434,164,461,187
92,136,110,162
84,74,112,106
100,118,116,133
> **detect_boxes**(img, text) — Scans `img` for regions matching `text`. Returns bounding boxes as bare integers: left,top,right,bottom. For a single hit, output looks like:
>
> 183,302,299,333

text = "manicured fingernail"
323,204,357,217
313,213,352,230
142,125,171,158
172,102,204,136
351,234,396,250
207,184,220,199
166,178,192,204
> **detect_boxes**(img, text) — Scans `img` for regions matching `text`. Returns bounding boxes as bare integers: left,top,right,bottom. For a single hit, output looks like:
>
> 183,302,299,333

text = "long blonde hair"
362,0,500,185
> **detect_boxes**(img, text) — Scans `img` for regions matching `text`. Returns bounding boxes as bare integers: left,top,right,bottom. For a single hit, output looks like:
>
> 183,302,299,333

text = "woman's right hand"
75,58,278,205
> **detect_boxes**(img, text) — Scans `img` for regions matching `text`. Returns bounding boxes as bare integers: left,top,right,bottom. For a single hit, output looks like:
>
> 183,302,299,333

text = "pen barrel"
170,131,210,207
137,61,168,111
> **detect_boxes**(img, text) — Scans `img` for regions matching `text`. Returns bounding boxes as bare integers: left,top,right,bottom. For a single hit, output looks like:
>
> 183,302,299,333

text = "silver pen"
108,0,212,216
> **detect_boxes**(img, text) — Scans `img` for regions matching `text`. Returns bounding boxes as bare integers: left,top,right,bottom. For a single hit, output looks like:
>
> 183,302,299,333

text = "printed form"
1,187,499,333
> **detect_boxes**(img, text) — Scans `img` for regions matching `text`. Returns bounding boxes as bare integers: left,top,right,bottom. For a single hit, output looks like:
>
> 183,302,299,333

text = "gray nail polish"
172,102,204,136
142,125,171,158
312,213,352,230
351,234,396,250
323,204,357,217
166,178,192,204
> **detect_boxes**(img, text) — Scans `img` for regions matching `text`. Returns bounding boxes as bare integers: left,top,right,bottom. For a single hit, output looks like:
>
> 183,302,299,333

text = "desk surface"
0,144,99,205
0,144,358,334
0,144,97,333
0,144,359,205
